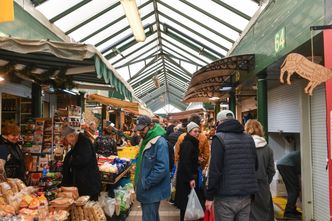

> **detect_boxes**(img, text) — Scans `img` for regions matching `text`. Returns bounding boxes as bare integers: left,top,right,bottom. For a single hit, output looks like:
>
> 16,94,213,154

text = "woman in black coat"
175,122,200,221
0,122,26,183
62,126,101,200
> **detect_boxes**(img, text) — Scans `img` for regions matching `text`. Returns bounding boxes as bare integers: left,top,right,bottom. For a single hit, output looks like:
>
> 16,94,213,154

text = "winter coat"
62,133,101,197
175,134,199,210
175,132,210,168
250,135,275,221
167,130,183,171
135,136,170,204
0,135,26,183
206,119,258,200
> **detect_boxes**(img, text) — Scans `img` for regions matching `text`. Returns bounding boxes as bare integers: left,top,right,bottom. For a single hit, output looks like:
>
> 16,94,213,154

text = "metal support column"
214,100,221,121
77,92,85,114
257,72,268,136
229,91,236,117
32,83,42,118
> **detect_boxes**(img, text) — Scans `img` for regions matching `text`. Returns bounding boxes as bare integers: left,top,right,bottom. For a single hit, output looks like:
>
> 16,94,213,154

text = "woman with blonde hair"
0,121,26,183
244,119,275,221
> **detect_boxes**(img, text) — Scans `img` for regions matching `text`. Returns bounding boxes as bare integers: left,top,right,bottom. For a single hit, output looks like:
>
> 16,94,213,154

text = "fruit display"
117,146,139,159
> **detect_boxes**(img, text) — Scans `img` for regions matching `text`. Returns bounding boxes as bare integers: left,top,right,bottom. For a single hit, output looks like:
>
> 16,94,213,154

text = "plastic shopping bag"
184,188,204,220
203,207,214,221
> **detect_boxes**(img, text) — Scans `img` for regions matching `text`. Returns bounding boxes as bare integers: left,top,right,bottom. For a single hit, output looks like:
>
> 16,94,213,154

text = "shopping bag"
203,207,214,221
184,188,204,220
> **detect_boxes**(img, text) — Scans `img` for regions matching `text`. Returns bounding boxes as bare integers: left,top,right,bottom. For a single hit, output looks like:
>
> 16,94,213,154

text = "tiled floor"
127,201,180,221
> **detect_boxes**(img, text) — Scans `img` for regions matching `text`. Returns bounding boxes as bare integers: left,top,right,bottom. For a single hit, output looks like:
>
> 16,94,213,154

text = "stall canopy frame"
183,54,255,103
0,36,134,100
87,93,154,117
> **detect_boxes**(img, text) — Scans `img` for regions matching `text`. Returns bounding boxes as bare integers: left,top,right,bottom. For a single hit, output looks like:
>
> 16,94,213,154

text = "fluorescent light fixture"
0,76,4,81
63,89,77,95
120,0,146,42
220,86,233,92
209,97,220,101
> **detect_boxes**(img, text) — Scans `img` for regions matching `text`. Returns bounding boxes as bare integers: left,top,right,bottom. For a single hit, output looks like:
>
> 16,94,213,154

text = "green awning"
0,36,134,100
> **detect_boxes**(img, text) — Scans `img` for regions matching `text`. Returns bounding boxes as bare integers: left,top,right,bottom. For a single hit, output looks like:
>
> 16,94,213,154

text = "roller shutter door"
311,85,329,220
268,81,301,133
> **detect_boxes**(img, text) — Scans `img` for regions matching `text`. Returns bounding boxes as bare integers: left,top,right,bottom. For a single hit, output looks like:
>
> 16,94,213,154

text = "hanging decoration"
152,75,160,88
280,53,332,95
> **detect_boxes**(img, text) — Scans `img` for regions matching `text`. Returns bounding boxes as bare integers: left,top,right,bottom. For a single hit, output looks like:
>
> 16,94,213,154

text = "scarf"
134,124,166,184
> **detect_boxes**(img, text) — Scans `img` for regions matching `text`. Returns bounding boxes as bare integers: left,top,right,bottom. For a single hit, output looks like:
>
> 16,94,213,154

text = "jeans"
277,165,300,213
214,196,251,221
141,202,161,221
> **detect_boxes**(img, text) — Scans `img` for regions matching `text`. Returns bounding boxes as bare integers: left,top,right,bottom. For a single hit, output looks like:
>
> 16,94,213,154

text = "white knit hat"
186,121,199,133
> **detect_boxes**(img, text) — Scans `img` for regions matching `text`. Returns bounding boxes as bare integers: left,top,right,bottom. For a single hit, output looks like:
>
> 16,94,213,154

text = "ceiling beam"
158,0,235,44
158,11,228,52
80,0,153,42
166,68,191,83
164,64,191,81
152,0,169,108
134,77,165,96
112,42,159,66
162,45,202,66
132,70,164,90
138,83,165,98
65,2,121,34
96,12,155,47
50,0,92,23
31,0,47,7
211,0,251,20
129,56,162,82
114,52,160,69
162,29,218,61
179,0,241,33
163,24,224,58
163,52,202,67
164,54,193,77
168,82,186,94
130,62,163,85
162,37,209,65
147,94,187,111
142,85,167,102
102,23,155,54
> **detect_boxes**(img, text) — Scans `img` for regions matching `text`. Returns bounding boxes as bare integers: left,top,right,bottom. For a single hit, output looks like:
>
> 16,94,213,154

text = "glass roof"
35,0,260,113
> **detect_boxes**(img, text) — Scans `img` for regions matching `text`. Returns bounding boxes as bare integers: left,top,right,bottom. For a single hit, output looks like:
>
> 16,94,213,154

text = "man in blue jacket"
205,110,258,221
134,115,170,221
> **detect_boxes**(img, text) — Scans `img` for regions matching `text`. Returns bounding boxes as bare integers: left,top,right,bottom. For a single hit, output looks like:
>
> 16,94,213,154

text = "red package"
203,207,214,221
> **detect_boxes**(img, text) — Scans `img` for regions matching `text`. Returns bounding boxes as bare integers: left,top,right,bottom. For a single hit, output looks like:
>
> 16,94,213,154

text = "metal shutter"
311,85,329,220
268,81,301,132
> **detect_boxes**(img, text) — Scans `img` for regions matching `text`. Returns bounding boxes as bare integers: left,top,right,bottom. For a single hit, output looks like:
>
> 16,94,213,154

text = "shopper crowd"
0,110,302,221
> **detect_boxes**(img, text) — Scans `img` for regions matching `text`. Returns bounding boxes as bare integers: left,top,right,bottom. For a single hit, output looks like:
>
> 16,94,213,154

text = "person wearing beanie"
175,114,210,169
175,121,200,221
61,126,101,200
205,110,258,221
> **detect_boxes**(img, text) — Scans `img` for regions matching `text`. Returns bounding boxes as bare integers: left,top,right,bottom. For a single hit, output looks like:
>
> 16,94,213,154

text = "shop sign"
274,27,286,53
280,53,332,95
